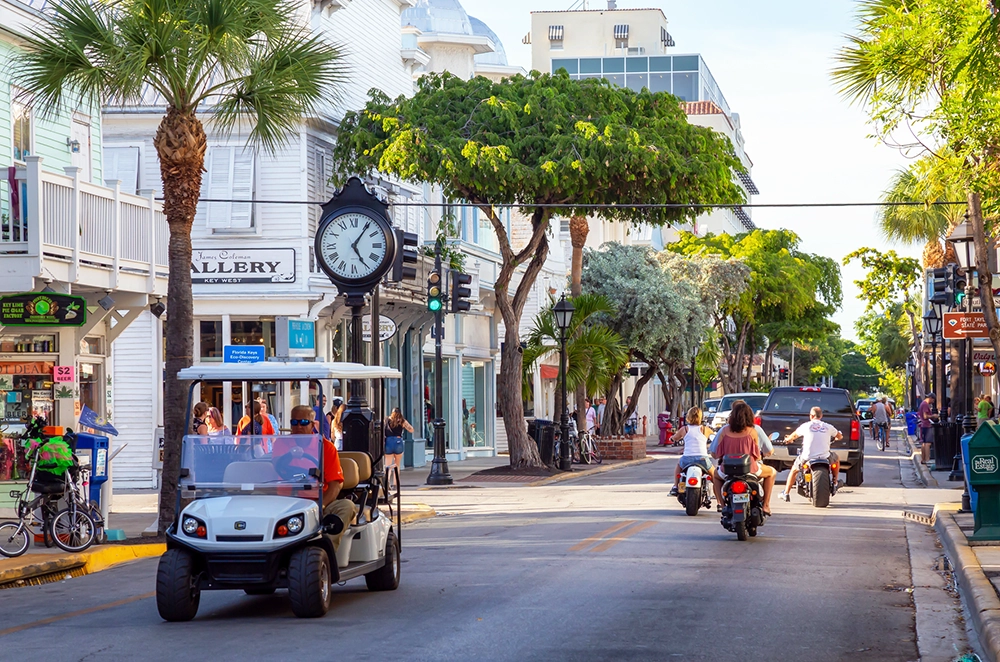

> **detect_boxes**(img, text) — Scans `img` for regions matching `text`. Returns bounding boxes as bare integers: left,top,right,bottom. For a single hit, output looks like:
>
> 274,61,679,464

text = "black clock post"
315,178,397,462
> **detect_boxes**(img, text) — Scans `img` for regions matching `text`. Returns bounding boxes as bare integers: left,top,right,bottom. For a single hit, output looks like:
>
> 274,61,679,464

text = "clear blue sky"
463,0,920,342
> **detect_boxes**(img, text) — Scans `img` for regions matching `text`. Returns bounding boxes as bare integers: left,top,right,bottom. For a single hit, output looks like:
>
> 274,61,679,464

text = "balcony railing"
1,156,168,293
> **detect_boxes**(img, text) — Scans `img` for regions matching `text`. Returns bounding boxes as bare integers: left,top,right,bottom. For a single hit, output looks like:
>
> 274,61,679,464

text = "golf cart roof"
177,362,402,382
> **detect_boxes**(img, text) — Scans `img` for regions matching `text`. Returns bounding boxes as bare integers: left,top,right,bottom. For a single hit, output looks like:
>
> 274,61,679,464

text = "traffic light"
929,267,950,305
779,368,788,380
426,270,443,312
392,229,419,282
450,269,472,313
953,264,967,307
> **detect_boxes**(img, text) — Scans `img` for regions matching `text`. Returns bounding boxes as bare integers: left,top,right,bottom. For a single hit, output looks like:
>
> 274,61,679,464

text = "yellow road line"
568,520,637,552
0,591,156,637
589,520,657,553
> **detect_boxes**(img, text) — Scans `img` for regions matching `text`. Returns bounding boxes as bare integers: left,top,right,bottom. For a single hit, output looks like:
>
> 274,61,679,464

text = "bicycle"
875,420,890,452
577,431,603,465
552,429,581,466
0,448,62,557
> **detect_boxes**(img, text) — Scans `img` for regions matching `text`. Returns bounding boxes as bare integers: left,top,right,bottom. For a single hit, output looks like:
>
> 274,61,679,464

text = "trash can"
657,413,671,446
74,432,109,507
966,421,1000,541
539,423,556,466
905,412,918,436
932,421,957,472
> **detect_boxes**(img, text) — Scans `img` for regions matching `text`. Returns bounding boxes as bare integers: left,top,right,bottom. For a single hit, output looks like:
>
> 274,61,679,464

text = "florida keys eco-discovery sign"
0,293,87,327
190,248,295,284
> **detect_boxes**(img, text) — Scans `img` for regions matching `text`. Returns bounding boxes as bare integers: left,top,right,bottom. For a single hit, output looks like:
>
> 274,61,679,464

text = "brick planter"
595,436,647,461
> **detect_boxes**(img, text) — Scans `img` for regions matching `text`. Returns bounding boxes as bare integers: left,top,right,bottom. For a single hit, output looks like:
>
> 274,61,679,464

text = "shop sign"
31,390,51,402
276,317,315,359
53,366,74,383
0,362,54,375
191,248,296,284
0,375,11,390
980,361,997,376
223,345,266,363
973,350,996,362
0,293,87,327
362,315,397,343
53,384,75,399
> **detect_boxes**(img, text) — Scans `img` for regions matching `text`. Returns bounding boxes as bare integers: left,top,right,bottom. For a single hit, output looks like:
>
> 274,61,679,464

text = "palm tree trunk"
155,107,207,534
569,215,589,433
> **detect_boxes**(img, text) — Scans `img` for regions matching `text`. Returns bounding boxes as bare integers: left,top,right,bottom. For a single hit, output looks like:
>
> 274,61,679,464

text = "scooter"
719,454,767,541
677,464,712,516
795,455,838,508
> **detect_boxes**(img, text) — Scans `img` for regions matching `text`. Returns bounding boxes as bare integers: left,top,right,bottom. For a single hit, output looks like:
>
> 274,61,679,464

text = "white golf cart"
156,362,402,621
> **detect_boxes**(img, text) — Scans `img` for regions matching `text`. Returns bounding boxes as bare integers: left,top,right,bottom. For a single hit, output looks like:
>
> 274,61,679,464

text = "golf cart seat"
223,461,281,484
340,452,372,483
341,457,360,491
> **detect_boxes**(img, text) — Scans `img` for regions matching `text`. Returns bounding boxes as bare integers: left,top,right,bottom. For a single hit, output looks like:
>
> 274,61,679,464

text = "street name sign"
943,312,990,340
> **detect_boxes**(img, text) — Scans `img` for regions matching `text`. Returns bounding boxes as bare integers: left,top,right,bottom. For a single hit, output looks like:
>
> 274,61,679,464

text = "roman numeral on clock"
369,253,379,261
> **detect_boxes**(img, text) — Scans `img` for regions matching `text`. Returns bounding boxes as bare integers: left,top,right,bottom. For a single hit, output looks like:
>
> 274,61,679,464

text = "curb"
399,507,436,524
935,511,1000,661
912,452,938,487
527,456,658,487
0,542,165,588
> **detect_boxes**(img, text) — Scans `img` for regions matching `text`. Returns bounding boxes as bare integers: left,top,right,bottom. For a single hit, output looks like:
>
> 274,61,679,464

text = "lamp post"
924,308,942,398
948,218,976,496
906,355,916,411
553,295,575,471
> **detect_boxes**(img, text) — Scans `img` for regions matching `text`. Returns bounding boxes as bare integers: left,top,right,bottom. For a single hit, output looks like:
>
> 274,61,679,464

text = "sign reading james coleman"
191,248,295,284
0,293,87,327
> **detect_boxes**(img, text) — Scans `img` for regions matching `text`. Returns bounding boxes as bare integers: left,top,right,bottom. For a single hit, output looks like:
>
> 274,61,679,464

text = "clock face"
318,211,390,282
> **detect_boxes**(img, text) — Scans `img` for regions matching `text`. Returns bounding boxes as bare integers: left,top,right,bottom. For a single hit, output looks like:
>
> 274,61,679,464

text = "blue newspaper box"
963,431,979,514
75,433,109,506
905,412,918,436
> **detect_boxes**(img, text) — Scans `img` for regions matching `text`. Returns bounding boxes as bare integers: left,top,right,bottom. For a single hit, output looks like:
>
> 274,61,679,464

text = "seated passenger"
711,401,771,515
272,405,357,552
668,406,714,497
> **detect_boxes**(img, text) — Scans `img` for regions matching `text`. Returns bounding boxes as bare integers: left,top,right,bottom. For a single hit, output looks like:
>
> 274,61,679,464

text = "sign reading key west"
0,293,87,327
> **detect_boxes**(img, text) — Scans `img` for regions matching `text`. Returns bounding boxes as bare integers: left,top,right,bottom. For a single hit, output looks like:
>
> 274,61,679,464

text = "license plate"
732,494,750,503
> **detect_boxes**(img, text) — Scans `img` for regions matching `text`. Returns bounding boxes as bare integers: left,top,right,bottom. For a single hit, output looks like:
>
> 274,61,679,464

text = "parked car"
758,386,864,486
710,393,769,430
703,399,722,417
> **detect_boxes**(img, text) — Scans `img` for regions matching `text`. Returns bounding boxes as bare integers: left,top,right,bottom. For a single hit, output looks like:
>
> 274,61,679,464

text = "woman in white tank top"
668,406,715,496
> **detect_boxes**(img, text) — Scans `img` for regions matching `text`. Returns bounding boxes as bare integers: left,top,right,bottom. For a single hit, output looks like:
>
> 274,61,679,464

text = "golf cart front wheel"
156,549,201,622
288,546,332,618
365,531,400,591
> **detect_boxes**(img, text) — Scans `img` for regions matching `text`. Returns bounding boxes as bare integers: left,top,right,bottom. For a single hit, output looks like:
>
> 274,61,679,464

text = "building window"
551,58,578,75
672,72,698,101
614,24,629,49
199,320,223,362
230,320,275,357
196,146,256,232
548,24,564,50
11,90,31,162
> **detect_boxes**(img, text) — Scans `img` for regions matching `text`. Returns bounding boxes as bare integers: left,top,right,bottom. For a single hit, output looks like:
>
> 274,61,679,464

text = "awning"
540,364,559,380
548,25,564,41
614,24,629,40
661,27,675,47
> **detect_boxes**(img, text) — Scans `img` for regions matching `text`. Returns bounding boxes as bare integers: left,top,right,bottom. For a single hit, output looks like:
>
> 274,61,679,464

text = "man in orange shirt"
274,405,357,553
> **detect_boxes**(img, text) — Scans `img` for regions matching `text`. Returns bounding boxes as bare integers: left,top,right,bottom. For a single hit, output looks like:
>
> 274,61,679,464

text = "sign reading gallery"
190,248,296,285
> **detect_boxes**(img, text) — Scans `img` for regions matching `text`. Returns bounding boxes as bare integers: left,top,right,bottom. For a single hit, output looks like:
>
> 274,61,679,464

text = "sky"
461,0,921,342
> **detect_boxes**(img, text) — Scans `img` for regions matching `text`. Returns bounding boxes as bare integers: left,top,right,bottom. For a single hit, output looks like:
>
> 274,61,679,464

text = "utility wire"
164,198,968,209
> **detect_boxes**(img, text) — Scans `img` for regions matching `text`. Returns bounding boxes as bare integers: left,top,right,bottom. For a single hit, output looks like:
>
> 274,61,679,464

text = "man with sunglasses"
272,405,357,553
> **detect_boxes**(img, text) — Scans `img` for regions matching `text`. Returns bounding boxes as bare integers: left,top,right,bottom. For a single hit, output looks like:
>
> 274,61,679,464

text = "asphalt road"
0,435,924,661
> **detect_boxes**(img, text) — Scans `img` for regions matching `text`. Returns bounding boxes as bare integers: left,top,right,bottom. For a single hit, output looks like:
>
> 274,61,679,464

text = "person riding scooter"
668,406,714,496
779,406,841,502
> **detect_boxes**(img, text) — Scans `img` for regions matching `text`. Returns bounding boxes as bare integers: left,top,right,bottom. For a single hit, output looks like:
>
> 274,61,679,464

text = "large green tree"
669,229,842,392
16,0,344,532
332,72,744,468
834,0,1000,363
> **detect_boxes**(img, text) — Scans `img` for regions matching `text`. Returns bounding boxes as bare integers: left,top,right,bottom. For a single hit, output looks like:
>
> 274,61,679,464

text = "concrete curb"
0,542,165,587
399,507,436,524
527,456,658,487
935,511,1000,661
911,451,937,487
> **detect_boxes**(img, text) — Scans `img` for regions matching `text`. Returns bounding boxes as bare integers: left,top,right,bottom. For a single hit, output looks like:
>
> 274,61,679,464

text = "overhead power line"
167,198,968,209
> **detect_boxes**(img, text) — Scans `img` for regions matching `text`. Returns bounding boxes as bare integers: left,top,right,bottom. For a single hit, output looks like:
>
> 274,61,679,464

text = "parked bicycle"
577,431,603,465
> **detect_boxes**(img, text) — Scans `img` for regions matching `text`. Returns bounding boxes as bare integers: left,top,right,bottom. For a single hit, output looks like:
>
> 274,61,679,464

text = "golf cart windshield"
180,434,322,499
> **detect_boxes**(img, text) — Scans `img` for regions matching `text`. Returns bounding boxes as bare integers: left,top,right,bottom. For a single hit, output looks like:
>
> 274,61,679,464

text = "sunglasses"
290,419,313,427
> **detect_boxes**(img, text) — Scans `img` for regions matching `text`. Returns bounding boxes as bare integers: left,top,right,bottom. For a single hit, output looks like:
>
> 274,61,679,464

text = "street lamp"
906,355,916,411
948,217,976,496
554,295,575,471
924,308,942,397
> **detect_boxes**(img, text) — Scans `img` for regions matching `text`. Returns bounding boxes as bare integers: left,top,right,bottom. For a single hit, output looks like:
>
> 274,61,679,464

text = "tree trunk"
764,341,777,387
903,302,924,399
602,371,624,435
970,191,1000,370
155,107,207,534
569,215,589,433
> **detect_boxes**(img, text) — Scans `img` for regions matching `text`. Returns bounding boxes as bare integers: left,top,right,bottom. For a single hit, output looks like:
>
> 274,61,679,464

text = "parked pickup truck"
756,386,865,486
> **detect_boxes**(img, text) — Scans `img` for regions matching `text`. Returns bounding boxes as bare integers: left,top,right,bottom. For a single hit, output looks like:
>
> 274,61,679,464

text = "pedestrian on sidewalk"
192,402,209,436
585,398,597,435
206,407,230,437
332,402,346,450
384,407,414,492
917,393,938,459
978,395,994,429
597,397,606,435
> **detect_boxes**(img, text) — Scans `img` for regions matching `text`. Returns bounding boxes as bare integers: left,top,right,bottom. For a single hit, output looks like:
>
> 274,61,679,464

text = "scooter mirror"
769,432,780,441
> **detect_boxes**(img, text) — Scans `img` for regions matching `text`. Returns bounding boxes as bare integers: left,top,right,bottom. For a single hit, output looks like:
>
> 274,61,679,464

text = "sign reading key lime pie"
0,293,87,327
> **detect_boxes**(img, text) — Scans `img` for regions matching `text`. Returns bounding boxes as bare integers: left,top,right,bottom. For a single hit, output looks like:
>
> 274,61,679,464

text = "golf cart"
156,362,402,621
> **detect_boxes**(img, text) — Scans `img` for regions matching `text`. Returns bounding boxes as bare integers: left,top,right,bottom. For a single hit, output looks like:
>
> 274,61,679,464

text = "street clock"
315,178,396,292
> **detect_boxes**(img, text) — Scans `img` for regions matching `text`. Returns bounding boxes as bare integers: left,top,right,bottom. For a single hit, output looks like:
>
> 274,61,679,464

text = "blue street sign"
224,345,266,363
288,319,315,352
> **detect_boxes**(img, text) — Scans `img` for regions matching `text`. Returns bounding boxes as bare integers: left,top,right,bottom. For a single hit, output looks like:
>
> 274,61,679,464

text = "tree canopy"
331,71,745,468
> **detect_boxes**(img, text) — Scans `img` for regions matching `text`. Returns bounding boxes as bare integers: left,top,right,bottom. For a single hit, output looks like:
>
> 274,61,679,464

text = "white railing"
1,156,168,291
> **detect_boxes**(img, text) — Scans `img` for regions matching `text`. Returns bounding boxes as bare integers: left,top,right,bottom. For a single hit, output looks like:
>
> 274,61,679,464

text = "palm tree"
878,165,964,269
521,293,628,421
15,0,345,533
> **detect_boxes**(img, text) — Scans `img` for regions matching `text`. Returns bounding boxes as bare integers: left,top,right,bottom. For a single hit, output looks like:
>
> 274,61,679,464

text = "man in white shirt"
778,406,842,502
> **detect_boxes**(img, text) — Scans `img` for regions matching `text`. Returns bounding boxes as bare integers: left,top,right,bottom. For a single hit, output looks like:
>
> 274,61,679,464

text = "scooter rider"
668,406,714,497
779,406,841,502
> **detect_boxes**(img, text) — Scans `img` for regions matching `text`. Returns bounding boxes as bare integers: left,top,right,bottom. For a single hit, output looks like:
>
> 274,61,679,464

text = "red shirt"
271,437,343,492
715,427,761,473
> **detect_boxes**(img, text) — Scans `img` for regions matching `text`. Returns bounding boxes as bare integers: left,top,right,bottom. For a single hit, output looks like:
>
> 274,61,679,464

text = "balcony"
0,156,168,296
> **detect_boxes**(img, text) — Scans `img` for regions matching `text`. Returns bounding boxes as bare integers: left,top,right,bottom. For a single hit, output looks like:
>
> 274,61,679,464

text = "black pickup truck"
756,386,865,486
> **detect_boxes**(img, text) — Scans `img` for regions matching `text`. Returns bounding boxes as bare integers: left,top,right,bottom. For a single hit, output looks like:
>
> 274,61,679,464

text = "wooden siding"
111,310,159,488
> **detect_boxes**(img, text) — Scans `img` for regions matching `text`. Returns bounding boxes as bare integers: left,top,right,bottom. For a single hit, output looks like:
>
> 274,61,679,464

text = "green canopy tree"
835,342,883,394
332,72,744,468
15,0,345,532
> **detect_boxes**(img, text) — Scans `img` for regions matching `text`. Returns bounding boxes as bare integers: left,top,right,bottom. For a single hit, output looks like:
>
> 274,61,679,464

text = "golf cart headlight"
287,516,304,534
182,516,206,538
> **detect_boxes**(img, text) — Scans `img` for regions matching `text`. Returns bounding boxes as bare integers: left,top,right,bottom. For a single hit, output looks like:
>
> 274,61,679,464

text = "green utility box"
968,421,1000,541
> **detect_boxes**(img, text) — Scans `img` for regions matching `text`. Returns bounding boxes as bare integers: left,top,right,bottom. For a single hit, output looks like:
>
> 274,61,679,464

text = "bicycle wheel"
51,508,96,553
589,438,603,464
0,522,29,557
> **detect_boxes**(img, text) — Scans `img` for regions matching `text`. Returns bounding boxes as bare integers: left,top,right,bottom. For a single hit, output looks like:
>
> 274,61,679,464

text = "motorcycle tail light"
731,481,748,494
687,477,699,486
850,420,860,441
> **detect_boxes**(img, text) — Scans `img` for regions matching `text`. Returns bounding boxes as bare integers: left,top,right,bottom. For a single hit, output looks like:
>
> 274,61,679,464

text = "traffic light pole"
426,245,453,486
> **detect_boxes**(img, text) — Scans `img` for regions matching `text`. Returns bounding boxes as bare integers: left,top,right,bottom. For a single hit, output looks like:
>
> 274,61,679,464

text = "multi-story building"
0,0,167,486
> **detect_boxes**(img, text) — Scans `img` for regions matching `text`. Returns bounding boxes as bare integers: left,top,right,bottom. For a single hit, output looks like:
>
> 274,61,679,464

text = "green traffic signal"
428,298,442,312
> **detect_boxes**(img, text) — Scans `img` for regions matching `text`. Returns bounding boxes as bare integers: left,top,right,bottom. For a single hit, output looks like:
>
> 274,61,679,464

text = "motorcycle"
795,454,838,508
719,454,767,541
676,464,712,516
